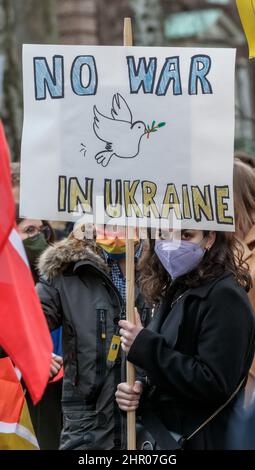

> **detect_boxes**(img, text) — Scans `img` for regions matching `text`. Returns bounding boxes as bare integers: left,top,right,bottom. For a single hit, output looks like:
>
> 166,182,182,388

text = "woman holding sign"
116,229,255,449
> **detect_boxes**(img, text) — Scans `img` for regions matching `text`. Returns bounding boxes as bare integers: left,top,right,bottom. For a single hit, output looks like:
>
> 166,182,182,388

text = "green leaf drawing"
146,120,166,138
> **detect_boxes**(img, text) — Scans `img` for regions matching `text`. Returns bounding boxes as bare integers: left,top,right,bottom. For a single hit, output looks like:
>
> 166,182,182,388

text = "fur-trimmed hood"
38,237,108,279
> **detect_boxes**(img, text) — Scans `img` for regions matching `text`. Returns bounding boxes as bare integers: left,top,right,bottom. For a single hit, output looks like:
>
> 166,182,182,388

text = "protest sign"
21,45,236,231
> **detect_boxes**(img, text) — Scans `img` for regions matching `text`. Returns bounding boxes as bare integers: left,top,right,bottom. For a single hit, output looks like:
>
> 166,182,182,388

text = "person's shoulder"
203,276,255,330
209,275,253,312
211,274,247,298
36,273,59,294
37,239,70,281
37,237,106,281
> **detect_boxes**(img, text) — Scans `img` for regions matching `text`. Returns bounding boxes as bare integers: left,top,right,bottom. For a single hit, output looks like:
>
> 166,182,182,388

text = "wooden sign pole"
124,17,136,451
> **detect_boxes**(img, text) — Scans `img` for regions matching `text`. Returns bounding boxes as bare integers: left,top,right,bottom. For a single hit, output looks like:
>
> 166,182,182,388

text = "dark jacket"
128,274,255,449
36,237,150,450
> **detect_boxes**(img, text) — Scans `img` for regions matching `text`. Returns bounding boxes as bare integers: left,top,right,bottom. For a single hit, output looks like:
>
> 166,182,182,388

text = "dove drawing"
93,93,146,167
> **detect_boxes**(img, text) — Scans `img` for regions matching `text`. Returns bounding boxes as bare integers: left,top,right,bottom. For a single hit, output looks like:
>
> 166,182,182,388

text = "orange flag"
0,357,39,449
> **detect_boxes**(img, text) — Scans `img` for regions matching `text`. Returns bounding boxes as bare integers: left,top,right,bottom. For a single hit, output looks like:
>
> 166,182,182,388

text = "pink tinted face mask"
154,239,206,280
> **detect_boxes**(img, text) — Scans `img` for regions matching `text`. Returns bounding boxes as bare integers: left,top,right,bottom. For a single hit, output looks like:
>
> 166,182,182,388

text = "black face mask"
23,233,48,266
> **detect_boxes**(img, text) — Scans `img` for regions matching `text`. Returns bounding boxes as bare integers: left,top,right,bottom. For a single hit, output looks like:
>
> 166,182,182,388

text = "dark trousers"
27,380,62,450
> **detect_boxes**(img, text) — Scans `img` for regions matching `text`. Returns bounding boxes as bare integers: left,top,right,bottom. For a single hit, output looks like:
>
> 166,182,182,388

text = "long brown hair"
234,158,255,239
138,231,251,305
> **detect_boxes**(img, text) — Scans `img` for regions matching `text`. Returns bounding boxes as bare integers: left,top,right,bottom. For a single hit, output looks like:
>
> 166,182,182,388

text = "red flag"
0,121,53,404
0,122,14,251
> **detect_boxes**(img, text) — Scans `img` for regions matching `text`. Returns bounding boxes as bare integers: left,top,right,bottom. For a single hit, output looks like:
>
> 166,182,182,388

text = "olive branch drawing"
145,120,166,139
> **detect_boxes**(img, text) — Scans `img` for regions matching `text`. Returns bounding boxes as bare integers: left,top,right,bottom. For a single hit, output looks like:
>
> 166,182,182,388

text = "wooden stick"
124,17,136,451
124,17,133,47
126,229,136,450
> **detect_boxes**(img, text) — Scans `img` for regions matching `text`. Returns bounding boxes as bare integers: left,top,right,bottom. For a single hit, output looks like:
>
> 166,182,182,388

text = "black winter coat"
128,274,255,449
36,237,150,450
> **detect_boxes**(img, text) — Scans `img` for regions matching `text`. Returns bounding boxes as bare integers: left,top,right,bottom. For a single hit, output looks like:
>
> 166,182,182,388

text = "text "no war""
33,54,213,101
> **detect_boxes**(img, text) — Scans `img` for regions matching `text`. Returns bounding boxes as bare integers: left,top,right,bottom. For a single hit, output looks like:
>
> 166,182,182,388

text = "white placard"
20,45,236,231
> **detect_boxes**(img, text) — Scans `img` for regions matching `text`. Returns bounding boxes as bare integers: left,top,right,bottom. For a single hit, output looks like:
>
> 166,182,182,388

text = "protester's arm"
49,353,63,379
36,277,63,330
115,381,143,411
127,286,255,406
